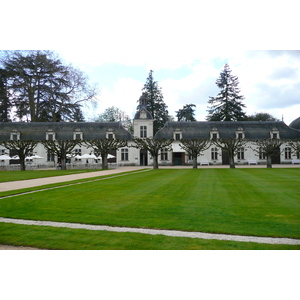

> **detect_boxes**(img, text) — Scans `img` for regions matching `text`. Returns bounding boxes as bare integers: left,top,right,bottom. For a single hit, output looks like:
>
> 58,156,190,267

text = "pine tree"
206,64,246,121
176,104,196,121
138,70,169,133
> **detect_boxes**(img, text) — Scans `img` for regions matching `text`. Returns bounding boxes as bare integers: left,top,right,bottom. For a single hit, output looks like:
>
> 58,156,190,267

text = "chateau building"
1,103,300,169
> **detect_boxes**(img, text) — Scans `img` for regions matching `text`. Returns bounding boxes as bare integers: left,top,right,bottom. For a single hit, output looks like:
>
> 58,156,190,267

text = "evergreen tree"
0,68,12,122
1,51,97,122
206,64,246,121
176,104,196,121
138,70,169,133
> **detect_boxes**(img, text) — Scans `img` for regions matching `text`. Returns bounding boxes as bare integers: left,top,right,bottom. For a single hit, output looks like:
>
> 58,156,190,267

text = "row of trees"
1,53,278,129
2,137,299,171
133,67,278,131
0,138,127,171
180,138,300,169
0,51,98,122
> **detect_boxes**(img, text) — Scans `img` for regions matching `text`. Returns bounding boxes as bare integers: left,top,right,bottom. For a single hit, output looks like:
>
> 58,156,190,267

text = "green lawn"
0,168,299,249
0,169,103,183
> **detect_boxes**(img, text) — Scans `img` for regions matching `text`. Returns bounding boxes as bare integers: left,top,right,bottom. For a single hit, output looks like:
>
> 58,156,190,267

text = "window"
140,126,147,138
210,128,219,140
297,151,300,159
236,127,245,139
74,132,83,140
259,147,266,160
173,130,182,141
160,149,168,161
107,133,114,139
27,149,34,157
284,147,291,159
0,149,5,155
74,148,82,156
237,147,245,160
270,128,279,139
211,148,218,160
121,149,129,161
46,130,56,141
47,151,55,162
10,130,20,141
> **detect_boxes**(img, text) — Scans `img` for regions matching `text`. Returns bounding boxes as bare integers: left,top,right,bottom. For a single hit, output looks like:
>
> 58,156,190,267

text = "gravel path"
0,166,147,192
1,217,300,246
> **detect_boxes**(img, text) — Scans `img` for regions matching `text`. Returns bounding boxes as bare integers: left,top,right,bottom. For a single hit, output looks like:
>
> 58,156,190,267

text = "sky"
2,0,300,125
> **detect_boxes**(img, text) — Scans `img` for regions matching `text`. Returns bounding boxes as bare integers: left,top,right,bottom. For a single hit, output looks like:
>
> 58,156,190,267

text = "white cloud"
86,77,144,120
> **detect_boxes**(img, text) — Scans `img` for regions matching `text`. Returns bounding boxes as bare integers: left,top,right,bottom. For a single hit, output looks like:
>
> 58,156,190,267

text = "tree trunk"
229,155,235,169
20,159,26,171
61,157,67,170
192,156,198,169
153,156,159,169
102,153,108,169
267,155,272,168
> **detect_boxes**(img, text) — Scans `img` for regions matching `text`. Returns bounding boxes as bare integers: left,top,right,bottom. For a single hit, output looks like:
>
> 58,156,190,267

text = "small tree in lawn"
179,138,210,168
251,138,284,168
85,139,127,169
212,138,248,168
132,138,173,169
1,140,38,171
42,139,81,170
206,64,246,121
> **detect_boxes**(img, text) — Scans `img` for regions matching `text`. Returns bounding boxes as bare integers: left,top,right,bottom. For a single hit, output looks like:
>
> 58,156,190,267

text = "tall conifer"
206,64,246,121
138,70,169,133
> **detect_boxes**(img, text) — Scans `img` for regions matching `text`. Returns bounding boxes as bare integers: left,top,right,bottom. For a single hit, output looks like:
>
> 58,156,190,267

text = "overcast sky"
3,1,300,125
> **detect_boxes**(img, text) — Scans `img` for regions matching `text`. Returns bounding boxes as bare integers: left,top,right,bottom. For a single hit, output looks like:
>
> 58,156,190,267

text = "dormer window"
10,130,20,141
106,128,115,139
173,129,182,141
270,127,280,139
210,128,219,140
73,129,83,140
236,127,245,139
46,129,56,141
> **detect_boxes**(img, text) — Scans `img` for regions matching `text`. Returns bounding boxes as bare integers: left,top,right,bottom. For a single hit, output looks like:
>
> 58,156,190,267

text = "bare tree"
212,138,248,168
179,139,210,168
288,139,300,157
251,139,284,168
85,139,127,169
42,139,81,170
132,138,173,169
1,140,38,171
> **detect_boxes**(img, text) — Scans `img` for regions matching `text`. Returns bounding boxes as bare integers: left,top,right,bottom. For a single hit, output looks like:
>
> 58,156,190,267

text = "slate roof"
134,106,153,120
289,117,300,131
0,122,132,141
154,121,300,140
